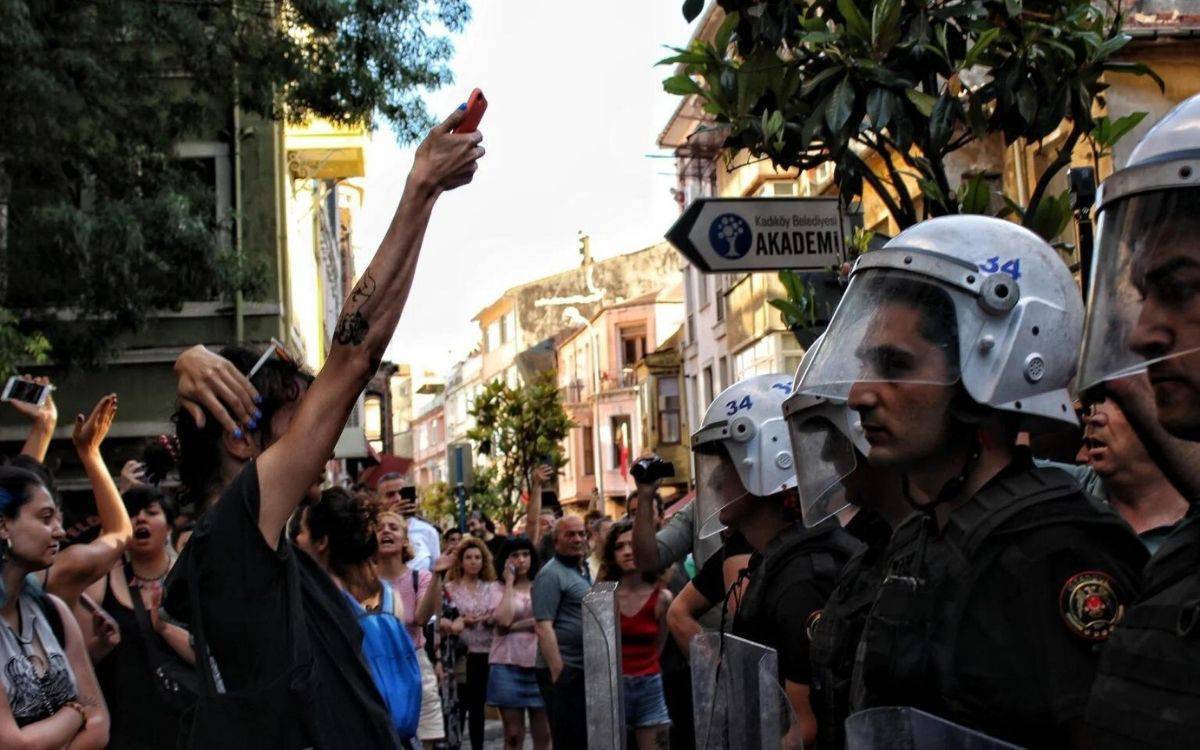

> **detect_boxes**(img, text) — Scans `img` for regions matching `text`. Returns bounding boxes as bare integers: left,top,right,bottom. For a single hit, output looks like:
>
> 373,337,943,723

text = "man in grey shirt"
533,515,592,749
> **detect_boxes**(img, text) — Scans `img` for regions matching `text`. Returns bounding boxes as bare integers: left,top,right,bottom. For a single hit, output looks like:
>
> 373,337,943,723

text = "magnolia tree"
467,372,573,533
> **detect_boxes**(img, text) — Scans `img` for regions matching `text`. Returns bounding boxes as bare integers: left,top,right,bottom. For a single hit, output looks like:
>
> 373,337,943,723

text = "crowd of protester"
2,94,1200,750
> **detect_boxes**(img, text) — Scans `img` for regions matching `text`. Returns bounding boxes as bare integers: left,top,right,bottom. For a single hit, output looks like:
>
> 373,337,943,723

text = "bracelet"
62,701,87,731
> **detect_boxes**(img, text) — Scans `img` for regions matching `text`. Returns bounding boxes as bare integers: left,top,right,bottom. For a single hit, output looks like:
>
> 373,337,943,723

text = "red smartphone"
454,88,487,134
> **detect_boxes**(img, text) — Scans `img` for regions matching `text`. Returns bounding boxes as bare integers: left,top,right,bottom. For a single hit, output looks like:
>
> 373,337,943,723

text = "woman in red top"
601,519,674,749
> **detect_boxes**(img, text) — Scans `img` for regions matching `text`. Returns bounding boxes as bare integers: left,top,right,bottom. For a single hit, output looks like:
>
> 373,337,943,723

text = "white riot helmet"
782,335,870,527
796,215,1082,431
1077,94,1200,392
692,373,796,539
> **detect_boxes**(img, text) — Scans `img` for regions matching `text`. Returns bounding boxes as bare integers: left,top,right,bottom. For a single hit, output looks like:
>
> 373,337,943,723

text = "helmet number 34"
979,256,1022,280
726,395,754,415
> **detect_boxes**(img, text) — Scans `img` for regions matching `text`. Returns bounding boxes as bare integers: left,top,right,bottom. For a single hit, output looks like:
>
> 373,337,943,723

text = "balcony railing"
600,367,637,392
561,379,586,404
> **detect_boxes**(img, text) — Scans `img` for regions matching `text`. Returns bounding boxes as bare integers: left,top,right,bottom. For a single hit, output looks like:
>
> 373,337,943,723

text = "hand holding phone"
2,376,52,408
453,88,487,134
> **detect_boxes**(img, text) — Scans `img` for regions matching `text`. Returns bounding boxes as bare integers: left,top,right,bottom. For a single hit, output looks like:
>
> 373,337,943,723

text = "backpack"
346,581,422,740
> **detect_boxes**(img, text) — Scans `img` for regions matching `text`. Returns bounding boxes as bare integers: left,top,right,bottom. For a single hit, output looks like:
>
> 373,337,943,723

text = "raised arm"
255,110,483,545
527,464,552,547
632,475,662,572
10,376,57,463
48,395,133,605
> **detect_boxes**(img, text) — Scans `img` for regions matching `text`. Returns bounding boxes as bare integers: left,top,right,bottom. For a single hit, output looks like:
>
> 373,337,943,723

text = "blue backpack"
346,581,422,740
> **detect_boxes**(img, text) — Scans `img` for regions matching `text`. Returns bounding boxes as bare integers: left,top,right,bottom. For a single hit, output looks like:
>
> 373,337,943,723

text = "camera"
630,456,675,485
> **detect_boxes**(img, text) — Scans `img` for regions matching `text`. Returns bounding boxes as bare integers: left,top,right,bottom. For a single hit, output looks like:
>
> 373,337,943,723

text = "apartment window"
581,425,596,476
715,275,726,322
697,270,709,306
364,395,383,454
500,311,513,346
703,365,715,407
718,356,729,392
610,415,632,468
657,377,681,444
620,326,647,369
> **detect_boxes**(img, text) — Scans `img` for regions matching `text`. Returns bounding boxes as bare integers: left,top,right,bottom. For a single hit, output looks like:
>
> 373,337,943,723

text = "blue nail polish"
253,409,263,420
253,395,263,405
247,418,258,431
233,428,243,439
457,102,467,111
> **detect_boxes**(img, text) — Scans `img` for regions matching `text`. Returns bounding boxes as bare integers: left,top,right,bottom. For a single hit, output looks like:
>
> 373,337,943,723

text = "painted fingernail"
253,395,263,405
247,418,258,431
457,102,467,111
233,428,243,439
253,409,263,420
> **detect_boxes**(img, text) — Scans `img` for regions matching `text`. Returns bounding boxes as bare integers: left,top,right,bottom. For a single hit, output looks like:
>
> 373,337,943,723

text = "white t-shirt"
406,516,441,572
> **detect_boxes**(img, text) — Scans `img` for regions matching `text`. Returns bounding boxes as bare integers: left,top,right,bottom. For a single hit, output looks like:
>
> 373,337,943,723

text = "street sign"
666,197,847,273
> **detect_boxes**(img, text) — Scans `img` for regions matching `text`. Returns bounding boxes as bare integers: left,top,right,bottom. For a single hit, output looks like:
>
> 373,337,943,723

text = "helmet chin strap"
901,427,984,516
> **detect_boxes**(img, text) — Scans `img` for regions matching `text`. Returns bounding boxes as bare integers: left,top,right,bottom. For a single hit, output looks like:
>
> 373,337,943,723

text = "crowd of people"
0,92,1199,750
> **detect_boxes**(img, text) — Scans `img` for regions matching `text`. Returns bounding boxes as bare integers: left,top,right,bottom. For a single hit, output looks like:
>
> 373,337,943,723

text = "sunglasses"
248,338,299,380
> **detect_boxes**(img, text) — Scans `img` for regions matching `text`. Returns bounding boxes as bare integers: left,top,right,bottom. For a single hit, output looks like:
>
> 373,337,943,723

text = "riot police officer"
1079,93,1200,750
691,373,862,747
792,215,1147,747
782,340,909,750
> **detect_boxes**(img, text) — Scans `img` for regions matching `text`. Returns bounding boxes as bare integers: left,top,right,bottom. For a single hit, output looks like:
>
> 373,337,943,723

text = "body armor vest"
733,519,862,666
1087,512,1200,749
851,467,1132,738
809,540,889,750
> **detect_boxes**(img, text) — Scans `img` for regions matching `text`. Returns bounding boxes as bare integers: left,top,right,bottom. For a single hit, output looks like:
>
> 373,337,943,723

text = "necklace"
128,556,170,587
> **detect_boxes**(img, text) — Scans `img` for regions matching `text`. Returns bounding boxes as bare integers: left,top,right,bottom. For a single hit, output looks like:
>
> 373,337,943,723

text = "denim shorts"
487,663,545,709
623,673,671,728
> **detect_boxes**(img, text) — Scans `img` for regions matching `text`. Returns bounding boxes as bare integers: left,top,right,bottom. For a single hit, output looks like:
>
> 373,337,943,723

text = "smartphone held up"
2,377,52,407
453,88,487,134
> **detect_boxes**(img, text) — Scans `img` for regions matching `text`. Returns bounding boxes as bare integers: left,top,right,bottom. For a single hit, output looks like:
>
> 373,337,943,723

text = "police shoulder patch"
805,609,823,642
1059,570,1124,641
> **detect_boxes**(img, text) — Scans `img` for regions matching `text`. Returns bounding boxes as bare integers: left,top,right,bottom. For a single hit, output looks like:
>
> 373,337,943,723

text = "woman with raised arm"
5,376,57,463
0,467,110,749
162,107,483,750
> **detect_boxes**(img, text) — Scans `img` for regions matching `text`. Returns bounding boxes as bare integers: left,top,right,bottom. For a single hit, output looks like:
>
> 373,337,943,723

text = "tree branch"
1024,121,1085,226
843,149,914,231
858,133,918,226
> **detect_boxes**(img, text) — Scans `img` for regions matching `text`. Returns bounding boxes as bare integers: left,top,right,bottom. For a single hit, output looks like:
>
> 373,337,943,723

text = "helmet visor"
787,410,856,527
695,446,750,540
1078,188,1200,391
796,269,975,400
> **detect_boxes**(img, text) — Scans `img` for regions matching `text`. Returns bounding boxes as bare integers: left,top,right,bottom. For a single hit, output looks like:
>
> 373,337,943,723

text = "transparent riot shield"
583,582,625,750
691,631,799,750
844,707,1021,750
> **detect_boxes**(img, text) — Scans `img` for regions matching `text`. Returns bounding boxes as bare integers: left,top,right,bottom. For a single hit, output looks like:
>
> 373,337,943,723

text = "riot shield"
845,707,1021,750
583,582,625,750
691,631,798,750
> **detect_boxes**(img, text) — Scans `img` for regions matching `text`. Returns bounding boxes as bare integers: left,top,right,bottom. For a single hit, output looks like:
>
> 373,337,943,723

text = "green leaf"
715,11,739,52
871,0,902,53
866,88,896,130
962,27,1000,69
1092,34,1131,61
682,0,704,23
1102,61,1167,93
929,94,956,151
918,178,947,206
826,76,856,132
905,88,937,117
663,74,703,96
837,0,871,41
1027,190,1073,241
959,174,990,214
799,65,844,98
1107,111,1148,145
1004,0,1021,18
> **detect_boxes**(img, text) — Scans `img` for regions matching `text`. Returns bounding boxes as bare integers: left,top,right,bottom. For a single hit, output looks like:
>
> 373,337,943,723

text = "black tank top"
95,565,187,749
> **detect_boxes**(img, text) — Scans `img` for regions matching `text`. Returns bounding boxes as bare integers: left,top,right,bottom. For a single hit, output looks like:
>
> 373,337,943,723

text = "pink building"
556,287,683,515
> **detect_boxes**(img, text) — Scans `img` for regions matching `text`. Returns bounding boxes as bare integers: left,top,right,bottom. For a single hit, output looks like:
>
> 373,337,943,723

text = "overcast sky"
356,1,699,376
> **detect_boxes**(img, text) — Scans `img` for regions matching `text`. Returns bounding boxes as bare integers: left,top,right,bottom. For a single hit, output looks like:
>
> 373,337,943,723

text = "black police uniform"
808,508,894,750
851,455,1146,749
733,517,863,694
1086,510,1200,749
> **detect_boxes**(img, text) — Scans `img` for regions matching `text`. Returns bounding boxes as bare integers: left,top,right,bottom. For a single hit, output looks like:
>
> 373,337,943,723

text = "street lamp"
563,306,604,511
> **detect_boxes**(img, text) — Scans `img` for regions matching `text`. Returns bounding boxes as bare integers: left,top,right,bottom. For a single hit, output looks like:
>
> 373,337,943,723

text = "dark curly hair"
122,486,178,527
173,345,313,509
301,487,380,601
495,534,539,581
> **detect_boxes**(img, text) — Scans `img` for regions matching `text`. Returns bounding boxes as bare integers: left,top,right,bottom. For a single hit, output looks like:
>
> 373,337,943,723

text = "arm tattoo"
334,271,376,346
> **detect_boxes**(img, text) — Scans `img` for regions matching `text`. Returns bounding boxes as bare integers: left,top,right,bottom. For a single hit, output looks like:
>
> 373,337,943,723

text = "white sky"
357,0,699,376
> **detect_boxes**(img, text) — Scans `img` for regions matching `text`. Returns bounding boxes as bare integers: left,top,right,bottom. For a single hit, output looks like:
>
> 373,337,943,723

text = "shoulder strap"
943,466,1081,557
412,569,420,596
32,591,65,649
